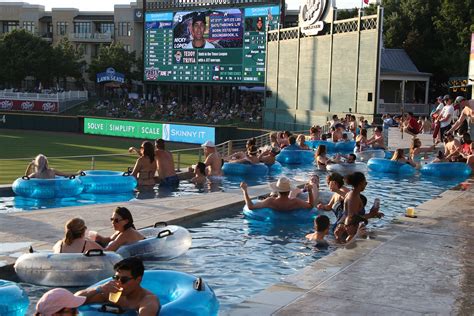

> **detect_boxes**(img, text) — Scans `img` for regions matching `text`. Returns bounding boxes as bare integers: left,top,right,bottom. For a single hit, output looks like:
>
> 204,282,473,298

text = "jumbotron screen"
143,5,280,84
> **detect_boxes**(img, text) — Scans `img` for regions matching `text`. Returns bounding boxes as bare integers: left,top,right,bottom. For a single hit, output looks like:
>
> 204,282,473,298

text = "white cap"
201,140,215,148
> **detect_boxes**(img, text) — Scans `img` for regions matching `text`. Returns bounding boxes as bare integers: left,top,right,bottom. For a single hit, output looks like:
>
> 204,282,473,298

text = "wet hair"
375,126,383,133
247,145,258,156
436,150,444,159
391,149,405,161
344,172,366,187
315,145,327,157
114,257,144,278
288,135,296,145
342,134,348,140
270,133,278,143
114,207,135,230
321,134,328,141
347,154,356,161
155,138,165,150
142,141,155,163
461,133,472,145
246,138,256,148
63,218,86,246
314,215,330,232
284,131,292,137
332,114,338,120
326,172,344,188
195,162,206,175
34,154,49,173
360,129,367,137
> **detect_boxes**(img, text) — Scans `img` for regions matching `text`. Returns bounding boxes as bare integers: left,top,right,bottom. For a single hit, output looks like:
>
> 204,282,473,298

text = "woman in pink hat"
35,288,86,316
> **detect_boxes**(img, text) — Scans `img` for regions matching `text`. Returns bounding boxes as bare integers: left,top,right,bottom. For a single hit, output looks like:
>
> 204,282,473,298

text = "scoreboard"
144,5,280,84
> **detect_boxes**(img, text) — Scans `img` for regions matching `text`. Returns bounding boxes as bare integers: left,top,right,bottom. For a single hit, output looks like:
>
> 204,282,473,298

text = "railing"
68,33,113,42
146,0,279,10
377,103,433,116
0,90,88,102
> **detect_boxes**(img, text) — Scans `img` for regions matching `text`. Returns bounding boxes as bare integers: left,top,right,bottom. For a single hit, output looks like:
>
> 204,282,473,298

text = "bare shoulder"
139,290,160,315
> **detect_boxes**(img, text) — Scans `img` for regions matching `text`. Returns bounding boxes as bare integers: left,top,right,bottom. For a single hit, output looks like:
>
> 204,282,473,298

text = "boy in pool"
305,214,330,248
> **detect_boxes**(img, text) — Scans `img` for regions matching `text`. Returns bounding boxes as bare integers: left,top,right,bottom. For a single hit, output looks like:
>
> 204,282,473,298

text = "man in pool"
76,257,160,316
240,176,313,211
202,141,223,177
155,138,179,187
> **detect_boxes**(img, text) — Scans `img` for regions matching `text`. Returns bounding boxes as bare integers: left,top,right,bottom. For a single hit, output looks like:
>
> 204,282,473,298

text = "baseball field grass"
0,129,201,185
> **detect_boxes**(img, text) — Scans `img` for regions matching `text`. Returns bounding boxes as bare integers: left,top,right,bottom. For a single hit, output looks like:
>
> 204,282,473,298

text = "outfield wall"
0,112,266,144
264,8,383,130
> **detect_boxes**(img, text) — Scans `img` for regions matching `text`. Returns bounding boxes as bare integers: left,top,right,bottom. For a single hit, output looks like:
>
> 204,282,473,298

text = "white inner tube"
327,162,368,176
356,149,386,162
14,250,122,287
116,225,192,260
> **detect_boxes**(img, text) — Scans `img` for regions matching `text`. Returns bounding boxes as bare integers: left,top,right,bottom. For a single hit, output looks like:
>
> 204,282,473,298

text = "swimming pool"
14,161,467,314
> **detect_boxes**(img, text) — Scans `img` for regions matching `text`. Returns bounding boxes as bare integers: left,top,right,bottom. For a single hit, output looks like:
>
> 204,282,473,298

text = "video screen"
144,5,280,84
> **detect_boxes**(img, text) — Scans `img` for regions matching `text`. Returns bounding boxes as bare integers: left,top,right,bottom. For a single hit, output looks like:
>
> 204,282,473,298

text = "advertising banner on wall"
84,118,215,144
0,100,59,113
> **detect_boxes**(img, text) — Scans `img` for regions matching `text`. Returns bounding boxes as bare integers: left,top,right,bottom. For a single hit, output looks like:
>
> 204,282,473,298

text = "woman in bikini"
53,218,102,253
315,145,338,170
391,149,416,167
129,141,157,187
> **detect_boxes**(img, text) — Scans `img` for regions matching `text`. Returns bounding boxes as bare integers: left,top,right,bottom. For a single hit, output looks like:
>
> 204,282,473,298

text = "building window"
118,22,131,37
56,22,68,35
3,21,19,33
47,22,53,36
123,45,131,52
74,22,91,34
98,23,114,34
22,21,35,33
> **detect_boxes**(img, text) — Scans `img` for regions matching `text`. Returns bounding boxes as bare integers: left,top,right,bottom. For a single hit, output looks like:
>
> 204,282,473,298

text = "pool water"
15,161,467,314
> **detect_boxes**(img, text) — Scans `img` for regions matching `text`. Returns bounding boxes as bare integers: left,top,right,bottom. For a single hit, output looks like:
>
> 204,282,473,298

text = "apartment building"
0,1,144,88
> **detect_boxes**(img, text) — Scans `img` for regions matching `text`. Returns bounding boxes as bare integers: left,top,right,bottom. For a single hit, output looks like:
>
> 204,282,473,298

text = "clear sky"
1,0,364,11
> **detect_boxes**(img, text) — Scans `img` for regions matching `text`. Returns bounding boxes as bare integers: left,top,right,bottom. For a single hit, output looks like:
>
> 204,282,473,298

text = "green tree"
53,38,85,89
88,43,138,84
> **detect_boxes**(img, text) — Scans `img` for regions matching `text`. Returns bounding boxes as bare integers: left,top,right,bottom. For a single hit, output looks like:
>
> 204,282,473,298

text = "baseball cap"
454,96,465,104
443,94,451,101
436,96,443,100
257,17,263,22
192,12,206,24
201,140,215,148
36,288,86,316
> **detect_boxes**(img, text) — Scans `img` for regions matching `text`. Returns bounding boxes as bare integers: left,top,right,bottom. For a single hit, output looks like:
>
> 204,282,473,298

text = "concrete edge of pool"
226,177,474,315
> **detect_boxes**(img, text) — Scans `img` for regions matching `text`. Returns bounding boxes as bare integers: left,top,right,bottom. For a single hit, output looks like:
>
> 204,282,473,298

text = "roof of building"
381,48,431,77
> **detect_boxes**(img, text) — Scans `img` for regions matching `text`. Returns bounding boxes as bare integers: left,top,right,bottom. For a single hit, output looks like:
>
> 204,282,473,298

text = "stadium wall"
264,8,383,130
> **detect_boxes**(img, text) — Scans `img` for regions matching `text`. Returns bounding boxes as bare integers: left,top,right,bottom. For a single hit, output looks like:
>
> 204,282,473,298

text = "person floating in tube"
184,12,215,49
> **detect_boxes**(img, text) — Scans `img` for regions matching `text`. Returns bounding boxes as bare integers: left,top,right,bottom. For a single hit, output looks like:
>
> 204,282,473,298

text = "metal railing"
0,90,88,102
68,33,113,42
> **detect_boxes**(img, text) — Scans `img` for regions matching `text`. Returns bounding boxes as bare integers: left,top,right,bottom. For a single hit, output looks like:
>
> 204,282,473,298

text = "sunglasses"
112,275,133,284
110,218,124,223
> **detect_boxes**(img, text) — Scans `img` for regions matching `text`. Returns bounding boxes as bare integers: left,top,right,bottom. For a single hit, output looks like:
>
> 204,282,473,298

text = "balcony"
377,103,433,116
68,32,113,42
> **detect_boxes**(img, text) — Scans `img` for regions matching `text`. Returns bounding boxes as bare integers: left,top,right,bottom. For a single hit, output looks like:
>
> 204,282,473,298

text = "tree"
88,43,138,84
52,38,85,89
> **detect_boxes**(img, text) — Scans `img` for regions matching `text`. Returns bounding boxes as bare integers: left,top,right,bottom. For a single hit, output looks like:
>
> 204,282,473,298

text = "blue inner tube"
78,270,219,316
0,280,29,316
420,162,472,178
80,170,137,194
334,141,356,153
276,149,314,165
305,140,336,152
243,200,317,223
222,162,268,176
12,176,83,199
367,158,416,175
267,161,282,173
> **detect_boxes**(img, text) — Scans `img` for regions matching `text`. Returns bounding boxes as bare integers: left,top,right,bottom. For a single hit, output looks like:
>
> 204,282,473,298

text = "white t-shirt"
439,104,454,128
184,41,215,49
434,102,444,112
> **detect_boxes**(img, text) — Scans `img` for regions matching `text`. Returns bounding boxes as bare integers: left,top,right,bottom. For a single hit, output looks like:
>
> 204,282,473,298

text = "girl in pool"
25,154,77,179
391,149,416,167
129,141,157,187
53,218,102,254
409,138,435,166
296,134,310,150
94,207,145,252
315,145,340,170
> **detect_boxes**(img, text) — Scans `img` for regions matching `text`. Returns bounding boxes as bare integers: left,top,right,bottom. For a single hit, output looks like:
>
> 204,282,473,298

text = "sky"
1,0,364,11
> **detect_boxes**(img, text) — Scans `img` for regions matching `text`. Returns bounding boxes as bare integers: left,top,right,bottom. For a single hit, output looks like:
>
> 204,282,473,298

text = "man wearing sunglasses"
76,257,160,315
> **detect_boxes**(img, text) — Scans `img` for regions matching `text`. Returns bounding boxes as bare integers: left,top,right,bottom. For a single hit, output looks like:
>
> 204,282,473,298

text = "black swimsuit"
60,240,87,253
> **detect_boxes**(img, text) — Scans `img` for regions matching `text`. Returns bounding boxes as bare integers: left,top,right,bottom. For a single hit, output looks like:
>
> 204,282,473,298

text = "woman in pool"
315,145,339,170
25,154,77,179
409,138,435,165
228,145,260,164
391,149,416,167
317,172,350,215
53,218,102,254
94,207,145,252
355,129,369,151
129,141,157,187
296,134,310,150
